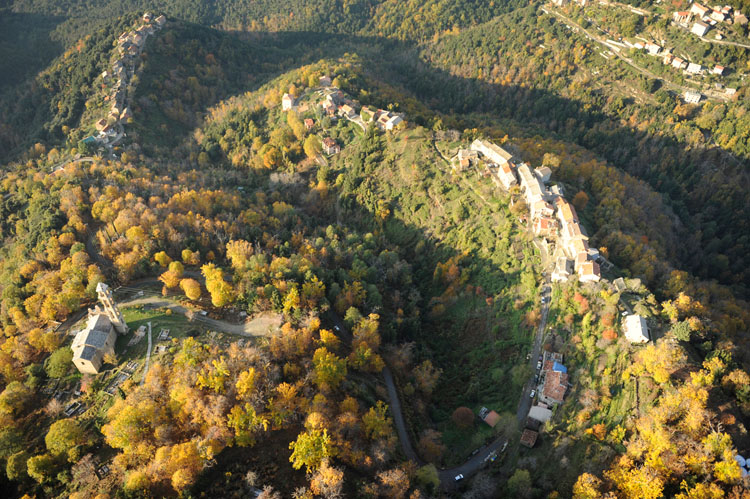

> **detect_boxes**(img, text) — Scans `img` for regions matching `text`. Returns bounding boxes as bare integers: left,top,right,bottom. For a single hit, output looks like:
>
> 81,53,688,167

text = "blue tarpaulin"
552,362,567,373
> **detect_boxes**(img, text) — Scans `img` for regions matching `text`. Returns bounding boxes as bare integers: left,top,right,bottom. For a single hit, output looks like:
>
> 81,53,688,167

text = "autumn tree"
451,407,475,429
309,459,344,498
201,263,234,307
180,278,202,300
289,429,334,472
312,348,347,391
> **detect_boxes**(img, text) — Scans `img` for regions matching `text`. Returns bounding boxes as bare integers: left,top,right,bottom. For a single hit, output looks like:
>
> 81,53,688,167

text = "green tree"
46,419,85,461
362,401,393,440
0,381,32,416
304,135,322,159
6,450,29,481
289,429,333,472
414,464,440,494
507,469,532,498
26,453,57,483
45,347,73,378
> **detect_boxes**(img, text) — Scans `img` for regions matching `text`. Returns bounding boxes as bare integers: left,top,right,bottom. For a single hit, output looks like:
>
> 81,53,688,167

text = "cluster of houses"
674,2,747,39
281,76,406,157
90,13,166,143
465,139,603,284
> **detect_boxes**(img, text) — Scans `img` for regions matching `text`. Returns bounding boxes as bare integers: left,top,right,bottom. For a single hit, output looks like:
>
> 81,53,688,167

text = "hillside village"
280,77,406,156
82,13,166,150
453,135,660,450
547,0,748,103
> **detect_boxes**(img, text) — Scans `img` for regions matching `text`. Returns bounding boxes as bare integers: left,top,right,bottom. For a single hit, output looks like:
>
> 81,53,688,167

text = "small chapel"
71,283,128,374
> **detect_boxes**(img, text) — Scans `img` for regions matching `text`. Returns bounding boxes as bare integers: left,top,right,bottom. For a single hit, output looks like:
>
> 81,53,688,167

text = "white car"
455,474,464,481
530,389,536,398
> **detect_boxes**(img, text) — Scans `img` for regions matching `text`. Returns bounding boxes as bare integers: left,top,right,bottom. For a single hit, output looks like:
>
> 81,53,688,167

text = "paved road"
141,322,152,385
516,282,551,423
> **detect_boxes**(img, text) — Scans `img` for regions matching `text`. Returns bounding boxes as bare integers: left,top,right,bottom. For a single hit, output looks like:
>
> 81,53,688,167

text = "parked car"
534,374,539,383
537,361,542,370
530,389,536,398
455,474,464,482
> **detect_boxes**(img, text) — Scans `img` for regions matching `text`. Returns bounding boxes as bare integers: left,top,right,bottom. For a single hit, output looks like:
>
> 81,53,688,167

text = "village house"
663,53,675,65
710,9,726,22
95,118,108,131
533,217,558,238
322,138,340,155
71,283,128,374
478,407,500,428
143,12,153,22
540,354,568,406
470,139,513,167
517,163,547,207
495,162,518,190
384,115,403,131
578,260,601,283
713,65,726,75
646,43,662,55
687,62,703,74
529,405,552,424
282,93,295,111
692,21,711,36
456,149,478,170
734,11,748,24
520,428,538,448
690,2,710,18
338,104,356,118
672,57,687,69
534,166,552,183
552,257,573,282
304,118,315,130
319,75,332,87
684,90,702,103
624,314,650,343
673,11,693,23
100,124,116,137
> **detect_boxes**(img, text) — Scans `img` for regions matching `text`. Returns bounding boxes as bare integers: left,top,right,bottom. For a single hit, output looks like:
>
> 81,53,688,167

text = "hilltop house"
319,75,332,87
456,149,478,170
322,138,340,155
282,93,295,111
338,104,356,118
517,163,547,207
304,118,315,130
470,139,513,167
713,65,726,75
495,162,518,190
71,283,128,374
687,63,703,74
624,314,650,343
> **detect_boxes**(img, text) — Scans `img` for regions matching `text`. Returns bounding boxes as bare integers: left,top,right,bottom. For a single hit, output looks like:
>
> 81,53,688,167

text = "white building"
692,21,710,36
470,139,513,167
684,90,702,103
624,314,650,343
282,93,295,111
686,63,703,74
